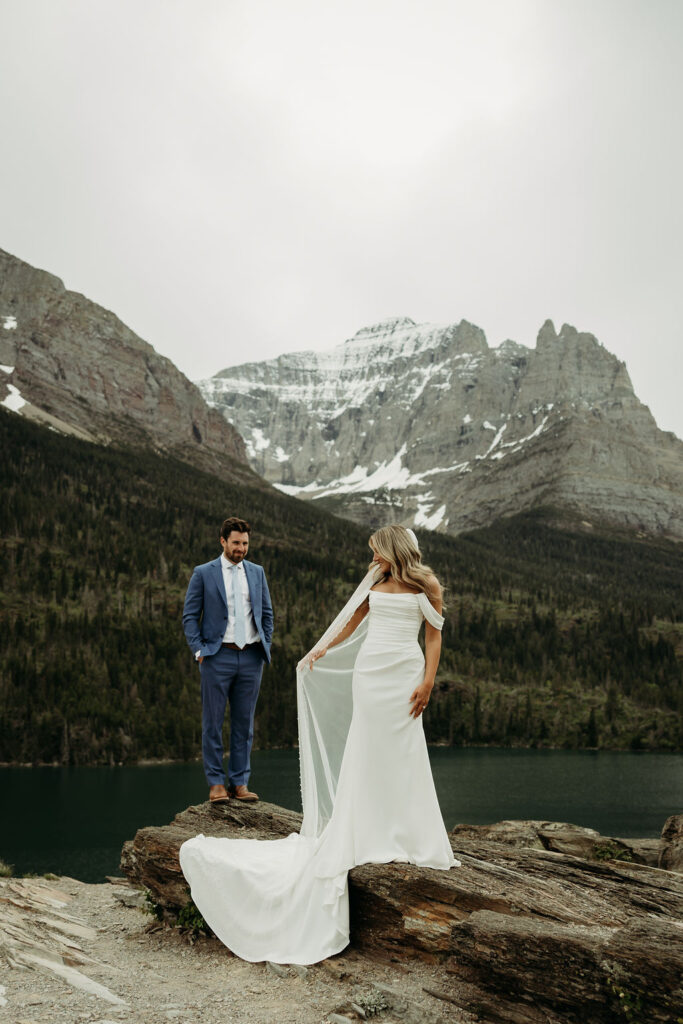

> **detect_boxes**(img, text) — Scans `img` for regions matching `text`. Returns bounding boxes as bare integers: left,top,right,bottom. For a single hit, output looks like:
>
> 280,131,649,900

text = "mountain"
2,409,681,765
0,248,250,482
197,317,683,538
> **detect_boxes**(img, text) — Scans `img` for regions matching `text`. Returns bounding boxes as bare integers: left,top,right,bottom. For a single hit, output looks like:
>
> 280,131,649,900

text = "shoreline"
0,822,663,886
2,742,682,769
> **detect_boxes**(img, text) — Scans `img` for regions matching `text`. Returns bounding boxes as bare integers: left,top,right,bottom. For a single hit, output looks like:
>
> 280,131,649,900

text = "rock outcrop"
121,802,683,1023
660,813,683,872
0,877,126,1005
0,248,251,482
450,818,663,866
197,317,683,538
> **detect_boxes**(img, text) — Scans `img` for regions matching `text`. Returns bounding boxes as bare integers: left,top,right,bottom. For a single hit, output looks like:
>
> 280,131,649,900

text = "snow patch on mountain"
244,428,272,459
490,416,550,461
2,383,27,412
315,444,413,498
480,422,508,458
414,496,447,530
272,449,477,502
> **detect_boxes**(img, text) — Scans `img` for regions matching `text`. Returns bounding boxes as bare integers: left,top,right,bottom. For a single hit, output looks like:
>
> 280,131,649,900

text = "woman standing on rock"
180,524,458,964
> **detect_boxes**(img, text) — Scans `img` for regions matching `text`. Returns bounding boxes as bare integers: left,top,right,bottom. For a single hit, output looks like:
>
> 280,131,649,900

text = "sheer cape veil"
178,555,456,967
296,568,379,838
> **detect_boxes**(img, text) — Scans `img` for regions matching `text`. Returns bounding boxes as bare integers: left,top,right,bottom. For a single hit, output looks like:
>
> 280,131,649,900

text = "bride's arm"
308,598,370,665
410,578,443,718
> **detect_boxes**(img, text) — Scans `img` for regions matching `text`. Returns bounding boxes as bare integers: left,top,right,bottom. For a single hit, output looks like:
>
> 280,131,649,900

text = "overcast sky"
1,0,681,437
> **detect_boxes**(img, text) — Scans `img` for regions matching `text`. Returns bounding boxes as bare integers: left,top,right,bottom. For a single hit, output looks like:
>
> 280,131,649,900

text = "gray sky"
1,0,681,437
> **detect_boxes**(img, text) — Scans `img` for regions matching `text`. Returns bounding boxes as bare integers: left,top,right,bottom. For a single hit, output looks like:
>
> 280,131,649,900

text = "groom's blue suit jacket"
182,557,274,663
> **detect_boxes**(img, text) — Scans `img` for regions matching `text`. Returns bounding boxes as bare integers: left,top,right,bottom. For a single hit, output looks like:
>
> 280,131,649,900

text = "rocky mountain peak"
496,338,528,359
349,316,417,340
536,318,560,347
197,315,683,539
527,319,636,408
0,248,249,480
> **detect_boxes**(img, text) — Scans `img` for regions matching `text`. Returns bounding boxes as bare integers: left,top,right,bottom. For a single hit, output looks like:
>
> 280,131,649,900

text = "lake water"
1,748,680,882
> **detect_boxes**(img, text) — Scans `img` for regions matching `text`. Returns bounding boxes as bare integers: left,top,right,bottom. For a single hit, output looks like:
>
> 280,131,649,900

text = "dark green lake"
1,748,680,882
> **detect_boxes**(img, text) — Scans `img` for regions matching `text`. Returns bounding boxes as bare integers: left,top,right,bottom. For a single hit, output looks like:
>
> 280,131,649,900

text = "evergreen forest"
1,408,681,765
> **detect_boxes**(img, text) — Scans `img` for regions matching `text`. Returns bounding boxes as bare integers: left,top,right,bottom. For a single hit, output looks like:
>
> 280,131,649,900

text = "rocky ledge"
121,804,683,1024
0,875,462,1024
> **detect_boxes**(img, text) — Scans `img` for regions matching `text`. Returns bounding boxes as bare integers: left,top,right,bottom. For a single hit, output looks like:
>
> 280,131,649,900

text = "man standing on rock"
183,516,274,804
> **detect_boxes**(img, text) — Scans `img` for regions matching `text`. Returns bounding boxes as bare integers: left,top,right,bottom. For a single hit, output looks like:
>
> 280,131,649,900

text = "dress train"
180,589,458,964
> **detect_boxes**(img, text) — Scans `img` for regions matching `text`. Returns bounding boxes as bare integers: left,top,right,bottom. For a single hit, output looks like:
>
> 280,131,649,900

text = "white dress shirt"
194,556,260,659
220,555,259,645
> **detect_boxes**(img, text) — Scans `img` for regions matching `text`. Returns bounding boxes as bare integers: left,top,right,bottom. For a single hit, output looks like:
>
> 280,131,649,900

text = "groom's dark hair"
221,516,251,539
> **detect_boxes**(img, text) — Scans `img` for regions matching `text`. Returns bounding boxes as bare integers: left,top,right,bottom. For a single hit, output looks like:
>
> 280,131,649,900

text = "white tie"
231,565,246,648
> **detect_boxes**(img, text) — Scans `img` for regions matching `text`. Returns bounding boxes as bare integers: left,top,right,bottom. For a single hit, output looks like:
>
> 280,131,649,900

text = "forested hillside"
1,408,681,764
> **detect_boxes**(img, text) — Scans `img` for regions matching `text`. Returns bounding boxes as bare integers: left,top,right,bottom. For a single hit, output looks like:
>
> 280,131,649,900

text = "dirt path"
0,877,474,1024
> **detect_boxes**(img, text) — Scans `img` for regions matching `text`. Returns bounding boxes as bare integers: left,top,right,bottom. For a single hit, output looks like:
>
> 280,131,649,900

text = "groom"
182,516,274,804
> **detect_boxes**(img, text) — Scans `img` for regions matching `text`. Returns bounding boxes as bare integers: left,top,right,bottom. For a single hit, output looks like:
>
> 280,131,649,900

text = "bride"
179,524,459,965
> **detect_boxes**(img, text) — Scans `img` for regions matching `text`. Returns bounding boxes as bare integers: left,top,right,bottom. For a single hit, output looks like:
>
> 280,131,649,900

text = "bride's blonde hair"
368,524,442,599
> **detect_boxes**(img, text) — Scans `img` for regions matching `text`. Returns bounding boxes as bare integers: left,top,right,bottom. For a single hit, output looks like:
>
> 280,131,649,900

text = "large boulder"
121,804,683,1023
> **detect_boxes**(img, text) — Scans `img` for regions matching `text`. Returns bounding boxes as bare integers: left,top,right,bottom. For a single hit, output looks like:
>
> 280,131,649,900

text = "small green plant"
177,898,209,937
0,859,13,878
143,889,164,922
608,980,644,1021
593,843,633,862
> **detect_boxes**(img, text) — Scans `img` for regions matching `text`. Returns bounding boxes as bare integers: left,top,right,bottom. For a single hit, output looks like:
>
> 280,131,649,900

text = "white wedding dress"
179,585,459,965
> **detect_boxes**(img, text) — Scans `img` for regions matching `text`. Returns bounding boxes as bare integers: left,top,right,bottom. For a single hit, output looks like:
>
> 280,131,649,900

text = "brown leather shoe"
228,784,259,802
209,784,230,803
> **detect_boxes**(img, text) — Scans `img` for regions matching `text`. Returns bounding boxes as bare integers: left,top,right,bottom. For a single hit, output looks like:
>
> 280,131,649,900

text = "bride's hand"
299,647,328,671
409,681,433,718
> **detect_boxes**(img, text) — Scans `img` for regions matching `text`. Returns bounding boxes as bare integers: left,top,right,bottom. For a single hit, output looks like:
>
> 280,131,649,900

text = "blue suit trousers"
200,645,264,787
